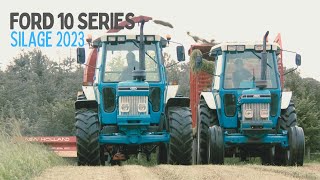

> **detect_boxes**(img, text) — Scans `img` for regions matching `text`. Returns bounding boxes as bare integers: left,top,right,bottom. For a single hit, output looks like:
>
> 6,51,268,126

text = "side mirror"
176,46,185,62
77,48,86,64
295,54,301,66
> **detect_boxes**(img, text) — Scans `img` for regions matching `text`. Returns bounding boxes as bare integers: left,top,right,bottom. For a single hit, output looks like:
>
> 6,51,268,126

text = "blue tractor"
75,16,193,165
194,31,305,166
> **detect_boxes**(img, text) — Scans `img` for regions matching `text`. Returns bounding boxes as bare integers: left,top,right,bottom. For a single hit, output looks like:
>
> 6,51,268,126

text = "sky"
1,0,319,81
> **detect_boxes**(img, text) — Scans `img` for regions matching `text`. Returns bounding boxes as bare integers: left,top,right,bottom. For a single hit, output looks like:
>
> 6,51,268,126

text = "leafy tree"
0,49,83,136
164,53,190,97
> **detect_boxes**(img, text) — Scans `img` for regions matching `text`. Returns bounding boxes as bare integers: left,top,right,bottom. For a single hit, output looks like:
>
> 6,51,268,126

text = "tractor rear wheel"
279,101,297,130
207,125,224,164
167,106,193,165
76,109,101,166
196,99,217,164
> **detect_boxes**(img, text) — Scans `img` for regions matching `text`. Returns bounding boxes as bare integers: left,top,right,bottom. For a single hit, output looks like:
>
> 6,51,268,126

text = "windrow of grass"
0,131,66,180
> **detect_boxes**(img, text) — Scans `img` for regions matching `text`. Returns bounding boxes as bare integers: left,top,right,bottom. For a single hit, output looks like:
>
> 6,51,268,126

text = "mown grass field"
1,123,319,180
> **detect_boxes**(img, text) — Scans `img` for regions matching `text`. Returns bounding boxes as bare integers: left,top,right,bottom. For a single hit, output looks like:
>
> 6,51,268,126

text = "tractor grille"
119,96,148,115
242,103,269,121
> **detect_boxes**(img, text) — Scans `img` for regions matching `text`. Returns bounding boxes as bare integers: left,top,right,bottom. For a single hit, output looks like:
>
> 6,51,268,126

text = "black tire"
207,126,224,164
275,126,305,166
192,137,197,165
261,147,275,165
279,101,297,130
287,126,305,166
100,147,105,166
296,127,305,166
167,106,193,165
196,99,217,164
157,114,168,164
274,145,287,166
157,143,168,164
275,101,303,166
75,109,101,166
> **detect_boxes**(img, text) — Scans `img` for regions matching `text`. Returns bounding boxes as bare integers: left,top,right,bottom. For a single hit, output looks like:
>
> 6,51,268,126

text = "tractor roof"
210,42,281,55
93,34,164,45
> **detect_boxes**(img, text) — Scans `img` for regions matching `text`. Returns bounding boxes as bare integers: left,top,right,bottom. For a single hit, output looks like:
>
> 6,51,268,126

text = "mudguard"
82,86,96,100
165,85,179,103
166,97,190,109
75,87,98,110
200,92,216,110
281,91,292,109
75,99,98,110
165,97,190,116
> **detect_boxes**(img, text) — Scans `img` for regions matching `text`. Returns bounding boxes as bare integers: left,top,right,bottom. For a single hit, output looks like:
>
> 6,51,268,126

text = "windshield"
103,42,160,82
224,51,277,89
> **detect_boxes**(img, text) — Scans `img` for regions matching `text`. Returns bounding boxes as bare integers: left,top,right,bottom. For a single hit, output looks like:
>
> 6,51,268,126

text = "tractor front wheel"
261,146,275,165
196,99,216,164
207,125,224,164
157,143,168,164
75,109,101,166
275,126,305,166
167,106,193,165
287,126,305,166
275,101,304,166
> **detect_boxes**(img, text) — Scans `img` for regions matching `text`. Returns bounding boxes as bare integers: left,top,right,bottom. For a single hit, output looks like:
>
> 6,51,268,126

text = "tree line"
0,49,82,136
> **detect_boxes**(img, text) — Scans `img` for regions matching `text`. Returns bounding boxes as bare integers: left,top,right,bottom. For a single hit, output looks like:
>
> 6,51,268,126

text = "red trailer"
188,44,214,128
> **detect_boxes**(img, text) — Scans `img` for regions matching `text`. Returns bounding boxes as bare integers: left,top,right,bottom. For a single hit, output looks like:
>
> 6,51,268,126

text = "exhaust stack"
132,20,147,81
261,31,269,81
256,31,269,89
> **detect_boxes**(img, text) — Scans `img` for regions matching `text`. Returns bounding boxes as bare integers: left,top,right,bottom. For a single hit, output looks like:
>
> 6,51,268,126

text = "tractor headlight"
244,109,253,119
138,103,147,113
145,35,155,42
117,36,126,42
260,109,269,118
227,45,237,51
107,36,117,42
120,103,130,112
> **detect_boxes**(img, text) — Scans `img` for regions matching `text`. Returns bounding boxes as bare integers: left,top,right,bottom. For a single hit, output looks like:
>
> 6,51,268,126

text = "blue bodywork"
95,41,170,145
213,51,288,148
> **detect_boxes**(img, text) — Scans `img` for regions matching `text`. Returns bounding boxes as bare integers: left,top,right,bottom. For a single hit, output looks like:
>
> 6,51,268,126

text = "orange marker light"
86,34,93,43
166,34,171,41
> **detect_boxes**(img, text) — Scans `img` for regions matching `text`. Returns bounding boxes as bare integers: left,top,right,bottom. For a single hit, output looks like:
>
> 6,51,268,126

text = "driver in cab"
232,59,252,88
120,52,139,81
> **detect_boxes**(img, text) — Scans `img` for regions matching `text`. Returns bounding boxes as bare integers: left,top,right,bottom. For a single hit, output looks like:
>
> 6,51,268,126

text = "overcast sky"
1,0,319,81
